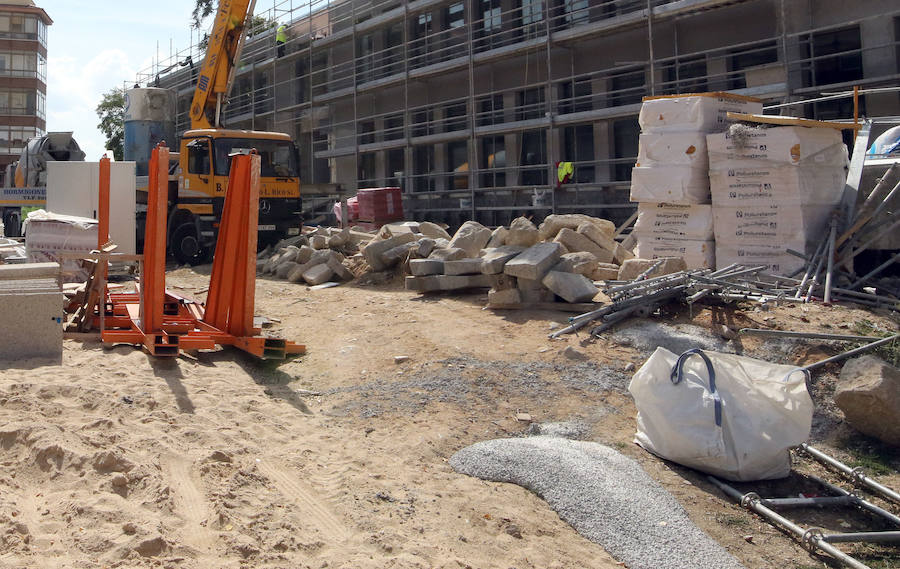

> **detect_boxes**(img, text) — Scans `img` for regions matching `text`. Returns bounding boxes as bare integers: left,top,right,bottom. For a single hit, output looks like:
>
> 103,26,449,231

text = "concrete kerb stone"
409,258,445,276
444,258,485,276
405,274,492,292
504,242,563,281
362,232,417,271
303,263,334,285
553,228,614,264
481,245,527,274
488,288,522,306
429,247,467,262
553,252,600,276
326,257,355,281
275,261,300,279
542,271,600,303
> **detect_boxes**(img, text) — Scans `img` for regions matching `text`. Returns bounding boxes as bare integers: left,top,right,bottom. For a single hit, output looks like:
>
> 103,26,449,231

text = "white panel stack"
707,124,849,275
630,94,763,269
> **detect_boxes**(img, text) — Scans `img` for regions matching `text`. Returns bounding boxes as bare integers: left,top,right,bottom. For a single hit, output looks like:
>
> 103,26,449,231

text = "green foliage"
851,319,900,365
191,0,214,29
95,87,125,161
247,14,276,37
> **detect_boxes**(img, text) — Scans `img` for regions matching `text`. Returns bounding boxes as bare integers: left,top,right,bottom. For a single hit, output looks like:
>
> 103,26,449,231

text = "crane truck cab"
169,128,301,264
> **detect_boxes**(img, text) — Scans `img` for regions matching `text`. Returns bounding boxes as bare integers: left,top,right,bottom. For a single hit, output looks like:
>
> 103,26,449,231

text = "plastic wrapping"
636,132,709,169
630,165,710,204
634,203,714,240
23,210,98,282
635,237,715,269
638,94,763,133
707,125,849,167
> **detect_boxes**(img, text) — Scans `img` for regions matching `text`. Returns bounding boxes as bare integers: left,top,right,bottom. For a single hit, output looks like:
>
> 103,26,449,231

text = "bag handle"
669,348,722,427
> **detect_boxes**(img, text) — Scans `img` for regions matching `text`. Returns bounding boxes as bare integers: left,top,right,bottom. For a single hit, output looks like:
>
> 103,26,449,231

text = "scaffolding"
135,0,900,227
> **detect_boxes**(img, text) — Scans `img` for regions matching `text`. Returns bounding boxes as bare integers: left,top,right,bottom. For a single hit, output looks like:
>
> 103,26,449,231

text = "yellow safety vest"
557,161,574,184
276,25,287,44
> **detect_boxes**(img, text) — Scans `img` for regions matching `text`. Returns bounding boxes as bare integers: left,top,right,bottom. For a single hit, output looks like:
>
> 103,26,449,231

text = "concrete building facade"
141,0,900,228
0,0,50,187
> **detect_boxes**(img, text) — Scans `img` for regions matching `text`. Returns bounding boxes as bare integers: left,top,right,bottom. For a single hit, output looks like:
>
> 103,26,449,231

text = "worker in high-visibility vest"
556,161,574,187
276,24,287,57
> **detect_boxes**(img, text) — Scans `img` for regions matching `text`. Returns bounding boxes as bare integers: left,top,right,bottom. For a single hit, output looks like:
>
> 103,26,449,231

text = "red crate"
356,187,403,222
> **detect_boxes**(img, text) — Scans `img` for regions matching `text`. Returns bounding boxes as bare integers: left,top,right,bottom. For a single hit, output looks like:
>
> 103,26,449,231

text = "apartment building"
0,0,50,187
143,0,900,228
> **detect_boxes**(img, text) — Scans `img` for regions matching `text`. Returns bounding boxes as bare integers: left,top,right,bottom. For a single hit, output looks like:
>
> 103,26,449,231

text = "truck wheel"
171,223,207,265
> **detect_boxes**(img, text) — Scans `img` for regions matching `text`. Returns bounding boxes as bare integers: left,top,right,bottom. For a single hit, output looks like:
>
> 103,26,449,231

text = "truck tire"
171,222,208,266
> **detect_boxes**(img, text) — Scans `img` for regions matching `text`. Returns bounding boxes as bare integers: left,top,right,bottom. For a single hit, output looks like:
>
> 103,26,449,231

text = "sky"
40,0,200,160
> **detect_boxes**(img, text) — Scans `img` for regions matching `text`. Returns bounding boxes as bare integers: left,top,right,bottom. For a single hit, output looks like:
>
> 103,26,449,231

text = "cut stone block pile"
399,214,645,307
256,225,373,285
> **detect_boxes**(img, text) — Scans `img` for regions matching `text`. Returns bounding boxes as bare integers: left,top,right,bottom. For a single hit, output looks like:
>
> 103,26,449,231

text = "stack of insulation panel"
630,93,763,269
706,123,849,275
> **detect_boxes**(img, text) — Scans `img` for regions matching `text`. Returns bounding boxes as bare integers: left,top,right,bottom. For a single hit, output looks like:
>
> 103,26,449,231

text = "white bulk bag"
628,347,813,481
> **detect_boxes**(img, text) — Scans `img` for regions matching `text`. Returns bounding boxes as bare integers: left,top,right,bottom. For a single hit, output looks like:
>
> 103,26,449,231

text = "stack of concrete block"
630,93,763,269
403,215,630,306
707,123,849,275
0,262,63,361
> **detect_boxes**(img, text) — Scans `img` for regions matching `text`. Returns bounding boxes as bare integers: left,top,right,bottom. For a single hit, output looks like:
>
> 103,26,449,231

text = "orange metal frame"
97,144,304,359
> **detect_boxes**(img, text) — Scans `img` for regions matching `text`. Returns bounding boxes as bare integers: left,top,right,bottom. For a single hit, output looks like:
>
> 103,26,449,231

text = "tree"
191,0,215,30
95,87,125,161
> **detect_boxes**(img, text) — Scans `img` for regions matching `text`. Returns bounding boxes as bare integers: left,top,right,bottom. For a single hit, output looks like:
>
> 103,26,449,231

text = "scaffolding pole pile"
710,444,900,569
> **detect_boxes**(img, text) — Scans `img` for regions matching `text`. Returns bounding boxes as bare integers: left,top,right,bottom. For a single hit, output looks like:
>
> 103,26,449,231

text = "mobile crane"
163,0,301,264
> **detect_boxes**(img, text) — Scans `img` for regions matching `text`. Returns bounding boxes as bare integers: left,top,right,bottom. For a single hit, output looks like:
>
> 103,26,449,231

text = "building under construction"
139,0,900,227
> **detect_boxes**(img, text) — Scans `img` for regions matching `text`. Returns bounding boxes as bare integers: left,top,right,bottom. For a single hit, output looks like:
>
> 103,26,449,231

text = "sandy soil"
0,266,898,569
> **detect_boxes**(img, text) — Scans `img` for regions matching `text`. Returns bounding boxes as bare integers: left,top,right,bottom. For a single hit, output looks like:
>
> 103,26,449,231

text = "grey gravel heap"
450,437,746,569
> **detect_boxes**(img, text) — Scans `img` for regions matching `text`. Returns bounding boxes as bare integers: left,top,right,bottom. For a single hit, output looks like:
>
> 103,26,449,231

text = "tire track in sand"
257,459,350,543
164,455,218,553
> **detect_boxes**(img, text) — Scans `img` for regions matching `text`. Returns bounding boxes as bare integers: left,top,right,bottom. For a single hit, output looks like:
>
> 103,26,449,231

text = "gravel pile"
450,437,746,569
613,321,732,355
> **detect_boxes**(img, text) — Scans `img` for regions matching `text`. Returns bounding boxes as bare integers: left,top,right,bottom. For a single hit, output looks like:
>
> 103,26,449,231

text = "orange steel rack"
97,144,304,359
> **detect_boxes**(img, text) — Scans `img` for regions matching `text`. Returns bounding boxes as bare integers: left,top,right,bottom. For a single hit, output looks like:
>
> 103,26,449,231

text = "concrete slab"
504,242,563,280
488,288,522,306
0,262,60,281
0,277,62,362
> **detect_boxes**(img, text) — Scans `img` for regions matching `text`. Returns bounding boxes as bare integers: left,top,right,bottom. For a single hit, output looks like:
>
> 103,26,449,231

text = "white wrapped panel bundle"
706,124,849,167
636,132,709,169
638,93,764,134
634,203,714,240
707,123,848,274
709,165,847,207
635,237,715,270
630,165,710,204
714,242,806,276
712,204,835,245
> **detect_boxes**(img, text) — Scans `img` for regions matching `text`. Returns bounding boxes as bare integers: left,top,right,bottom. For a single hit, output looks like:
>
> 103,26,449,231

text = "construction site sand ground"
0,265,898,569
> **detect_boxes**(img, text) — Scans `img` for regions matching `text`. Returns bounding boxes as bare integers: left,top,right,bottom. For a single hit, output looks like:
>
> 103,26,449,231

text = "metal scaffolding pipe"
800,444,900,506
708,476,872,569
738,329,883,342
800,333,900,372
